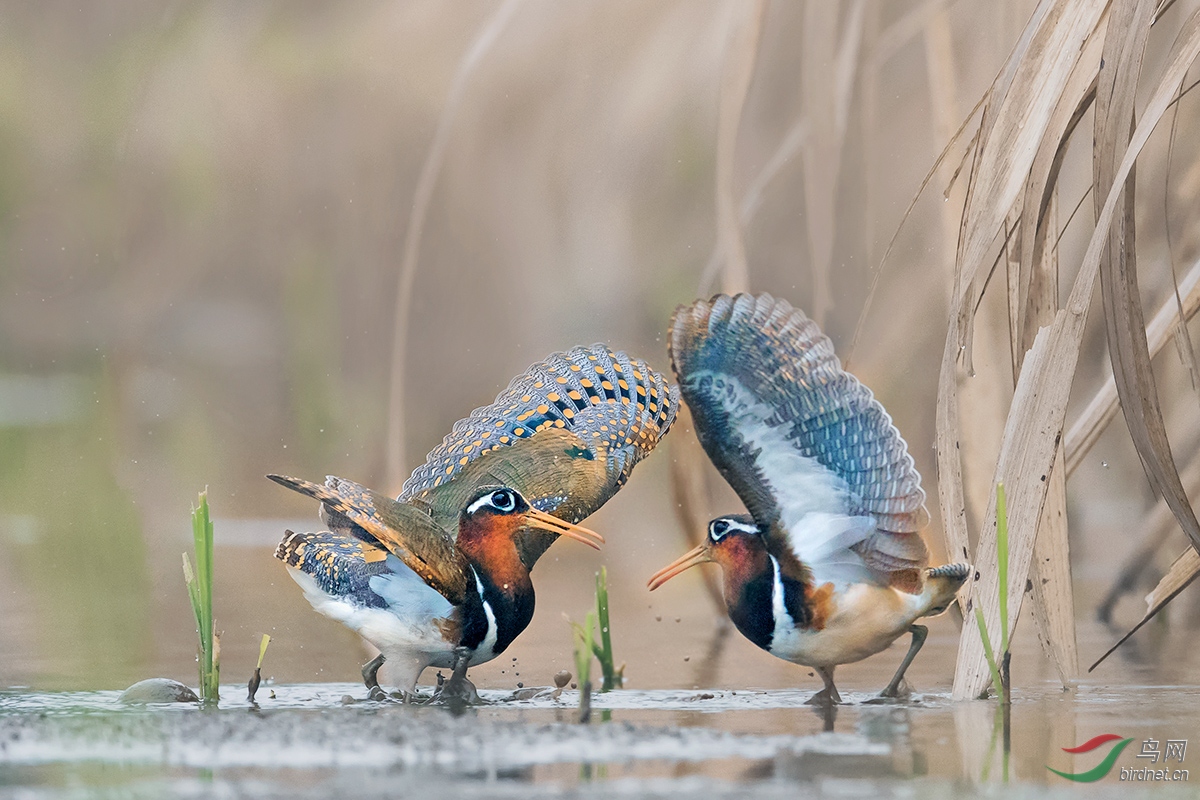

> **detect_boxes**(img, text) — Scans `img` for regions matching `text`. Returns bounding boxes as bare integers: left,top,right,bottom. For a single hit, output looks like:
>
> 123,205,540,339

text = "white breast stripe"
472,567,498,661
768,555,798,655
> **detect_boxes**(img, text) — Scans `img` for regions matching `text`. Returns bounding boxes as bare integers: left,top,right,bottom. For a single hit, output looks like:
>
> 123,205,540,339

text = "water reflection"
0,372,152,688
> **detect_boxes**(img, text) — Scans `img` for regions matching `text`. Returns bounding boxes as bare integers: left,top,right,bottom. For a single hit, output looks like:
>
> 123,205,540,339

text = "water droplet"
1102,461,1108,468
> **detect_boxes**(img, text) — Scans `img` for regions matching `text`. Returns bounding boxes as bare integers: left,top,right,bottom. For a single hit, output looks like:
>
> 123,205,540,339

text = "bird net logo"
1047,734,1188,783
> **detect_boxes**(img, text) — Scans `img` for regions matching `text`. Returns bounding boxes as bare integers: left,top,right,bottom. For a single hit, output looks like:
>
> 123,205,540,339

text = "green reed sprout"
591,566,623,691
248,634,271,702
184,490,219,705
974,482,1010,703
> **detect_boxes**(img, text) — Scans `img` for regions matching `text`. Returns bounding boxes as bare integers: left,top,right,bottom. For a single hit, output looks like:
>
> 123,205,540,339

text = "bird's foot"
421,653,481,709
441,676,480,706
806,686,842,706
362,653,387,701
865,683,913,705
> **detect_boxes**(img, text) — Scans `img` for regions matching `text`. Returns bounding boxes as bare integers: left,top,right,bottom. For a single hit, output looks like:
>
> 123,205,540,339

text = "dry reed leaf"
715,0,765,296
1022,195,1079,685
1030,449,1077,683
952,0,1107,374
1161,58,1200,401
1093,0,1200,557
953,4,1200,699
1091,547,1200,671
1005,210,1024,383
1016,10,1106,351
384,0,525,491
1065,258,1200,475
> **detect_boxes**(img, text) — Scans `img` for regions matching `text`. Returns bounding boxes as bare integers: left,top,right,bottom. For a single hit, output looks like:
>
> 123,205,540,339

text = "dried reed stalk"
800,1,865,326
1065,257,1200,475
384,0,524,491
952,3,1200,699
714,0,765,296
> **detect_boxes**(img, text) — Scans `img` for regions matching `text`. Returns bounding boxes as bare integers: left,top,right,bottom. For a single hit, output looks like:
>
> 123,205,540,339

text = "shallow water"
3,678,1198,798
6,516,1200,797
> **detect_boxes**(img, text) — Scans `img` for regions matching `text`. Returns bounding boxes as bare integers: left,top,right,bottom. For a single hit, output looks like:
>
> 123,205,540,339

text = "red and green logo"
1047,734,1134,782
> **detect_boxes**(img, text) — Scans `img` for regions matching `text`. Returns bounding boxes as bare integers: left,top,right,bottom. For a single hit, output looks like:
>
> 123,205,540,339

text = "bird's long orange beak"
524,508,605,550
647,544,712,591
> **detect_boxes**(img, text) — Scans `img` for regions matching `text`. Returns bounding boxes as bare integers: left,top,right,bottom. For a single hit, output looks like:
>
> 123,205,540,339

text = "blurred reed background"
3,0,1200,693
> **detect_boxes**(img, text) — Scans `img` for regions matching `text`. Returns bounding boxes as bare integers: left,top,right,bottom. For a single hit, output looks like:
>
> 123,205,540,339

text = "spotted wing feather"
670,293,928,586
268,473,469,604
400,343,679,567
275,529,394,608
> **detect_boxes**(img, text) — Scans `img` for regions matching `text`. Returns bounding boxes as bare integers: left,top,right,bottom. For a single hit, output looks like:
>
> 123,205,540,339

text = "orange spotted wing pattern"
400,344,679,566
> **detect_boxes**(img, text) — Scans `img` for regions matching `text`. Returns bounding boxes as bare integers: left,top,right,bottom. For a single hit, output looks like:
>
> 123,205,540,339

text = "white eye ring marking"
468,488,519,515
709,518,759,540
490,489,516,511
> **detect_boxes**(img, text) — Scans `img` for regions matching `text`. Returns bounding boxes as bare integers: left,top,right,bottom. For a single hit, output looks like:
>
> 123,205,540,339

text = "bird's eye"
710,519,730,539
490,489,516,512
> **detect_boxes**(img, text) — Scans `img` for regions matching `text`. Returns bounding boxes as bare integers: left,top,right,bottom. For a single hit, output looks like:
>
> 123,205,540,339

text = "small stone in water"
118,678,198,704
683,656,690,662
675,617,681,623
571,682,578,689
554,670,571,688
517,682,524,688
655,616,662,622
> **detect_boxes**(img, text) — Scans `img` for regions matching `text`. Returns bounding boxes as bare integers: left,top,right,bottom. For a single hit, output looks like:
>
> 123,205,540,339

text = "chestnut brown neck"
456,514,533,598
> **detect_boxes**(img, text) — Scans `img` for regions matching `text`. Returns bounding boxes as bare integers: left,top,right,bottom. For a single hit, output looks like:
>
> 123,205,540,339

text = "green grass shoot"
566,567,623,695
974,606,1004,700
257,634,271,670
590,566,622,691
973,483,1011,702
184,490,219,705
248,633,271,703
570,611,594,690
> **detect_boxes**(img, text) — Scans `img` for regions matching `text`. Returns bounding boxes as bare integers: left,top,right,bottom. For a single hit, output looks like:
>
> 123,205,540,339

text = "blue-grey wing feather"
670,293,929,575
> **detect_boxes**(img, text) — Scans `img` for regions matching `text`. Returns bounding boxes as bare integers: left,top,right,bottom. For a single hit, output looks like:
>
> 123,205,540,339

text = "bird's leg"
806,665,841,705
879,624,927,699
441,646,479,711
362,653,387,701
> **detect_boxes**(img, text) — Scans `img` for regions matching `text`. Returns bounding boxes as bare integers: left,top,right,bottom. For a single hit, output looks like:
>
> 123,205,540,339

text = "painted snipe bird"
272,344,679,697
648,293,969,704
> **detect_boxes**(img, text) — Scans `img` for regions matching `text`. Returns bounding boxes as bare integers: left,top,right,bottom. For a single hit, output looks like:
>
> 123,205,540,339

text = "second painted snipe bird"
272,344,678,698
649,293,969,704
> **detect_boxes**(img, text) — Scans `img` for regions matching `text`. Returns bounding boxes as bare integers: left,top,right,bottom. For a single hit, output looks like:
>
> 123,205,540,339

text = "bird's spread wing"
268,474,469,604
670,293,929,588
399,343,679,567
